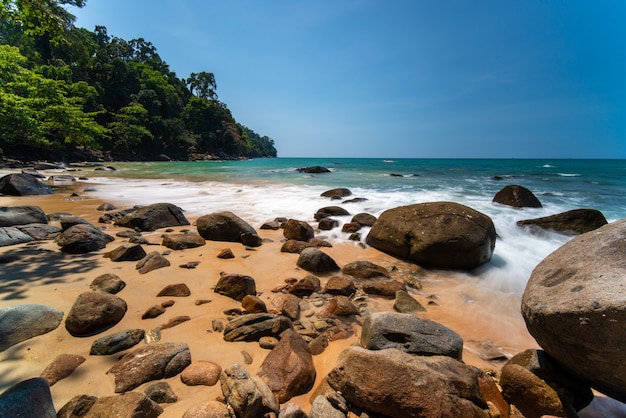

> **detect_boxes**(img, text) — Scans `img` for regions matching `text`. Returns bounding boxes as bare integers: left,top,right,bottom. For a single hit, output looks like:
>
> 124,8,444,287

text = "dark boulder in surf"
492,185,542,208
516,208,607,235
321,188,352,198
296,166,330,174
366,202,496,269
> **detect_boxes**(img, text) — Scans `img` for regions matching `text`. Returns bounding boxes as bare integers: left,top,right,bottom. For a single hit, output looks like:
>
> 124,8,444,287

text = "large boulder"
493,184,542,208
321,188,352,199
259,329,316,403
361,311,463,360
55,223,115,254
223,313,293,342
0,304,64,352
366,202,496,269
0,378,56,418
0,227,35,247
0,206,47,227
215,273,256,301
521,218,626,403
296,247,340,272
282,219,315,241
196,211,261,247
220,363,279,418
326,347,488,418
0,173,53,196
107,342,191,392
65,291,127,336
516,208,607,235
115,203,190,231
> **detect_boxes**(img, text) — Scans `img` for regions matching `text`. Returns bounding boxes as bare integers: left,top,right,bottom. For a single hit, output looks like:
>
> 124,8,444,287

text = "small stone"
142,305,166,319
145,381,178,404
241,350,253,364
217,248,235,259
180,361,222,386
161,300,175,308
259,336,279,349
159,315,191,330
157,283,191,297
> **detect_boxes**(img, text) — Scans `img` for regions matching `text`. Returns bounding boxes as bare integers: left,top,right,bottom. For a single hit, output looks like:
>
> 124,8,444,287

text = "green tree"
186,71,217,100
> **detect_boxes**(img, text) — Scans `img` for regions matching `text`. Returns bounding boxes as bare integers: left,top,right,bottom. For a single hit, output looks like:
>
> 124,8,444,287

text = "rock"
516,208,608,235
352,212,377,227
361,311,463,360
159,315,190,330
157,283,191,297
288,275,321,297
280,238,331,254
280,294,301,321
97,202,116,211
220,363,279,418
181,361,222,386
182,401,231,418
162,233,206,250
500,363,571,418
242,295,267,313
89,273,126,294
145,382,178,404
196,211,261,246
56,394,97,418
366,202,496,269
137,251,170,274
260,219,282,230
90,329,145,355
0,173,53,196
107,342,191,392
322,296,359,317
326,347,488,418
65,291,127,337
40,354,85,386
59,216,91,230
296,248,340,273
259,329,316,403
341,260,389,279
318,218,339,231
341,222,361,233
321,188,352,198
323,275,356,296
55,223,115,253
217,248,235,259
296,166,330,173
362,279,406,297
503,349,593,412
223,313,293,342
0,304,63,352
0,377,56,418
98,208,134,224
0,205,47,227
475,369,510,418
279,402,309,418
104,244,147,261
314,206,350,221
16,223,60,240
0,226,35,246
142,305,166,319
493,184,542,208
115,203,190,231
283,219,315,241
77,392,163,417
521,218,626,403
309,395,346,418
215,273,256,301
393,290,426,313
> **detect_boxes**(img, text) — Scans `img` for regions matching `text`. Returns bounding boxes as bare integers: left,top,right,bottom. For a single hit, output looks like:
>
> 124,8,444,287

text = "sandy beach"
4,178,618,416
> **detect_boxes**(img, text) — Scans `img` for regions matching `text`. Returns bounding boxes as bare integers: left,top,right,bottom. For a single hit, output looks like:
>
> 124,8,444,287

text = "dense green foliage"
0,0,277,161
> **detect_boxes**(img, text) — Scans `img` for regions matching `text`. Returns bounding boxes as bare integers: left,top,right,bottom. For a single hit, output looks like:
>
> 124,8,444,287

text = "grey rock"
137,251,170,274
115,203,190,231
393,290,426,313
296,247,340,273
54,223,115,254
321,188,352,199
223,313,293,342
196,211,261,246
314,206,350,221
220,363,279,418
0,205,47,227
309,396,346,418
145,382,178,404
90,329,145,355
17,223,60,240
0,226,35,247
360,311,463,360
0,173,53,196
0,378,56,418
0,304,63,352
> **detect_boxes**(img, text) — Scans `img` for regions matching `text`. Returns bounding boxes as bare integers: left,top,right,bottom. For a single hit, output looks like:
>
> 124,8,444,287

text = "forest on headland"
0,0,277,163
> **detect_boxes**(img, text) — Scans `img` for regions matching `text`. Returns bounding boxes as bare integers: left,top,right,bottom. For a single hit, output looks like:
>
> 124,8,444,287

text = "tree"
186,71,217,100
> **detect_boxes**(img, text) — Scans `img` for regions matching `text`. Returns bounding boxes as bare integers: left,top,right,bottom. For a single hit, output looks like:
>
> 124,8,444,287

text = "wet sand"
1,180,620,416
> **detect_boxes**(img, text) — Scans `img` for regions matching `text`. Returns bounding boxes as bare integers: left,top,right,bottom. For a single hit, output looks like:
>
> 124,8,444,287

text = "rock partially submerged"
517,208,607,235
493,184,542,208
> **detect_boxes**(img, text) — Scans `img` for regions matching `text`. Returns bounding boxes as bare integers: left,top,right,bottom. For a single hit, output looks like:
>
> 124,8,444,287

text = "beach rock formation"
136,251,170,274
296,247,340,272
59,392,163,417
351,212,377,226
89,273,126,294
55,223,115,253
0,304,64,352
215,273,256,301
0,226,35,247
14,223,60,241
0,378,56,417
323,275,356,296
361,312,464,360
40,354,86,386
296,166,330,173
366,202,496,269
0,173,53,196
326,347,488,418
115,202,190,231
259,329,316,403
341,260,389,279
182,400,231,418
196,211,261,247
104,244,147,261
180,361,222,386
90,329,145,355
516,208,607,234
282,219,315,241
223,313,293,342
162,233,206,250
144,382,178,404
314,206,350,220
280,238,330,253
65,291,127,336
0,205,48,226
107,342,191,392
521,218,626,403
493,184,542,208
220,363,279,418
320,188,352,199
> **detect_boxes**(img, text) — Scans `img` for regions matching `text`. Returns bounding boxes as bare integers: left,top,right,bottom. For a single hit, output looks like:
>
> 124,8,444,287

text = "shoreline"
1,178,622,416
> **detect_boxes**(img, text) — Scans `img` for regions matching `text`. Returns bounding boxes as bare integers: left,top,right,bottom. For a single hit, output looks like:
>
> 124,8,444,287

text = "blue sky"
70,1,626,158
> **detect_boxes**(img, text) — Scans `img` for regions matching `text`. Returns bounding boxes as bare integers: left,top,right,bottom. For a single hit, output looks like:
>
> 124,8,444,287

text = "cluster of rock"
1,174,623,416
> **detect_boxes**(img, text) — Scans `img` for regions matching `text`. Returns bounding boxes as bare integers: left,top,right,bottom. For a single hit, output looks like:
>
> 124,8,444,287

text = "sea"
76,157,626,295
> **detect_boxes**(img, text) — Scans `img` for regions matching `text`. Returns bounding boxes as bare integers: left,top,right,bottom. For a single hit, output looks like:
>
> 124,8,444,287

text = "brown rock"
323,296,359,317
182,401,231,418
362,279,406,297
215,273,256,301
80,392,163,417
280,294,301,321
104,244,147,261
162,233,206,250
115,202,190,231
242,295,267,313
40,354,85,386
181,361,222,386
217,248,235,259
259,329,316,403
323,275,356,296
159,315,191,330
282,219,314,241
476,369,510,418
157,283,191,297
320,188,352,199
137,251,170,274
288,275,321,297
89,273,126,294
65,291,127,336
196,211,260,246
296,248,340,273
493,184,542,208
352,212,377,226
516,208,607,235
143,305,166,319
341,260,389,279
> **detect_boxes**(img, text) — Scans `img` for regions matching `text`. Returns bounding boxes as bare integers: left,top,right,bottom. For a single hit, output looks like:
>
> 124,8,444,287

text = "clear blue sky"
70,1,626,158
